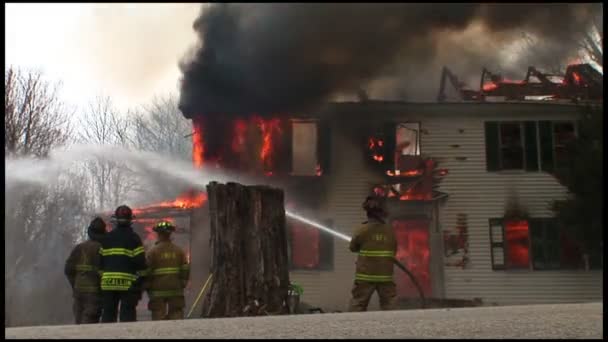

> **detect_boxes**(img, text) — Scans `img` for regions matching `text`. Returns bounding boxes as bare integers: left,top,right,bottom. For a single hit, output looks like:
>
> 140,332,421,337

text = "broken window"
489,218,530,269
396,122,420,157
489,217,598,271
288,218,334,271
291,120,319,176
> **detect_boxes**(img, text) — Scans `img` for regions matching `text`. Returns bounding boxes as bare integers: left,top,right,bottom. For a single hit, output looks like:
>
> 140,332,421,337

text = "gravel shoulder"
5,302,603,339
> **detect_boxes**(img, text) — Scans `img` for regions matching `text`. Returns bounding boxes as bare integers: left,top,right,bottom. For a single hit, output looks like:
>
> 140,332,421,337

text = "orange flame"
483,82,498,91
255,117,282,171
316,164,323,176
132,190,208,215
192,120,204,169
572,72,581,85
232,119,248,153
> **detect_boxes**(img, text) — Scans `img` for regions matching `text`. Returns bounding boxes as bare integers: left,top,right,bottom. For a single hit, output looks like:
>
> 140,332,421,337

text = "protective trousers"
72,292,101,324
349,280,397,312
148,296,185,320
101,291,140,323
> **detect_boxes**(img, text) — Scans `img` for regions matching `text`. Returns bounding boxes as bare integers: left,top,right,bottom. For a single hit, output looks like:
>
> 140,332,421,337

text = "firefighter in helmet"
65,217,107,324
348,195,398,311
144,220,190,320
99,205,147,323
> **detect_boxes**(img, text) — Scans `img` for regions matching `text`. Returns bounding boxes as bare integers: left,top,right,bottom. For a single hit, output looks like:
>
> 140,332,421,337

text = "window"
490,218,530,270
291,120,319,176
485,120,576,173
288,218,334,271
499,123,525,170
553,122,576,170
396,123,420,157
489,217,597,271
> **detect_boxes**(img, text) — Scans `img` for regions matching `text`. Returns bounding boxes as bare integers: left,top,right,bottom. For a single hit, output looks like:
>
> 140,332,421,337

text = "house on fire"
184,100,603,312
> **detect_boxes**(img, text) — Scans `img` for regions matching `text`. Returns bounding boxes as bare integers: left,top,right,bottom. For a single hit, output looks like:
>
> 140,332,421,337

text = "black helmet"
153,221,176,234
88,217,106,241
362,195,387,217
113,205,133,224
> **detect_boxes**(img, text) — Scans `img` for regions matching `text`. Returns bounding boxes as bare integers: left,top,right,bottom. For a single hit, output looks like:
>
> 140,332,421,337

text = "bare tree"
128,94,194,202
577,14,603,68
518,17,603,74
4,67,86,327
78,96,138,210
5,66,72,157
131,94,192,160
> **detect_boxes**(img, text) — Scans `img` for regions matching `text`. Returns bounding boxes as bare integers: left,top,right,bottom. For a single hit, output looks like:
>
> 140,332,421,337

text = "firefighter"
348,195,398,312
64,217,107,324
144,221,190,320
99,205,147,323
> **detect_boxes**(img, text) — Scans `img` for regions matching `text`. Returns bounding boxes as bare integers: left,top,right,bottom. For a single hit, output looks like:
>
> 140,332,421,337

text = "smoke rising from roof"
179,3,600,116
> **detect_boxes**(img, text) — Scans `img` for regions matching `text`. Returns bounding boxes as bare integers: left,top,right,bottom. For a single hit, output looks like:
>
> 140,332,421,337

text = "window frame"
395,122,421,157
485,120,577,173
290,119,320,177
489,216,596,271
287,217,334,271
497,121,526,171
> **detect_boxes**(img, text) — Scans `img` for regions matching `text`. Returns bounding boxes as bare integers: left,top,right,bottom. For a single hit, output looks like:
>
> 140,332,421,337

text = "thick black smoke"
179,3,599,117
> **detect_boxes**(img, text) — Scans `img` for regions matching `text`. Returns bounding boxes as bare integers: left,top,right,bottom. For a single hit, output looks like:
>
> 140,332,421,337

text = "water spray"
285,210,351,242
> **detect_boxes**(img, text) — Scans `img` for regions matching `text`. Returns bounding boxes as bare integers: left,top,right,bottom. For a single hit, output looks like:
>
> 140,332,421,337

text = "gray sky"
5,3,201,112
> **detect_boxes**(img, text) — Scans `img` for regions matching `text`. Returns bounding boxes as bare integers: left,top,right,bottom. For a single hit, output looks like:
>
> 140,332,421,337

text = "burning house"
179,96,602,312
173,3,603,313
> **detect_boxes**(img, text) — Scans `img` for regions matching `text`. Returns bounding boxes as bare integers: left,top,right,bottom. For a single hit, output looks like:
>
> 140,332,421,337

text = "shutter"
539,121,554,173
318,219,335,271
489,218,505,270
283,120,293,175
530,218,545,270
524,121,539,171
485,122,500,171
318,119,331,175
383,122,396,170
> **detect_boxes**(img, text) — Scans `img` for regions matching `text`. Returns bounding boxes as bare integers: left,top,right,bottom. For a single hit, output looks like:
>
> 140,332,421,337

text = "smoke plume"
179,3,600,116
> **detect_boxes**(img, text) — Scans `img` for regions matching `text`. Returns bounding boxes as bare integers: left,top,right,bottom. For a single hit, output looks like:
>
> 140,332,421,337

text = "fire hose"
186,273,213,318
392,258,426,309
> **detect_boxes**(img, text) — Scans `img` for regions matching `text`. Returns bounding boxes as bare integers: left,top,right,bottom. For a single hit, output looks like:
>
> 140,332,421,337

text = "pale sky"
5,3,202,113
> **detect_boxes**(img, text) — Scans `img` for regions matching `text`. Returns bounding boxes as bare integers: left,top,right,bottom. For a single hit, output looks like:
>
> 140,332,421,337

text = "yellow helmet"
153,221,176,233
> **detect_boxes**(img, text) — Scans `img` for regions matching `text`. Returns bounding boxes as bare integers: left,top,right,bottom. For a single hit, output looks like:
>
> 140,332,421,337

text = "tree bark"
201,182,290,317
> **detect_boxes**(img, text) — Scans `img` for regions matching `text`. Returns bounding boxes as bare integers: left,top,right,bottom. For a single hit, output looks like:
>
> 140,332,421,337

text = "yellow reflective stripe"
101,286,131,291
148,289,183,298
100,248,132,256
358,250,395,257
101,272,137,281
100,247,145,257
355,273,393,282
151,267,180,275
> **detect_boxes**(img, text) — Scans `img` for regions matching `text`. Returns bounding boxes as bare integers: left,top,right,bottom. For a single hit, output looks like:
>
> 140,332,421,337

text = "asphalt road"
5,302,603,339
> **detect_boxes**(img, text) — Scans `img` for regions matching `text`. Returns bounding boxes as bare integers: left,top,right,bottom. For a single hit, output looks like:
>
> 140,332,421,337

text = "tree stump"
201,182,290,317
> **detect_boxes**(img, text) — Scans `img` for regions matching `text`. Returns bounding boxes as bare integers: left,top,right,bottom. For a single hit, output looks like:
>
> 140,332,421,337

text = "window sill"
491,170,528,175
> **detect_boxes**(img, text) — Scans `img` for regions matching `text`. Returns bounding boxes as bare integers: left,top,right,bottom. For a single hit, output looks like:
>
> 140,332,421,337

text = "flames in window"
369,137,385,162
504,220,530,269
